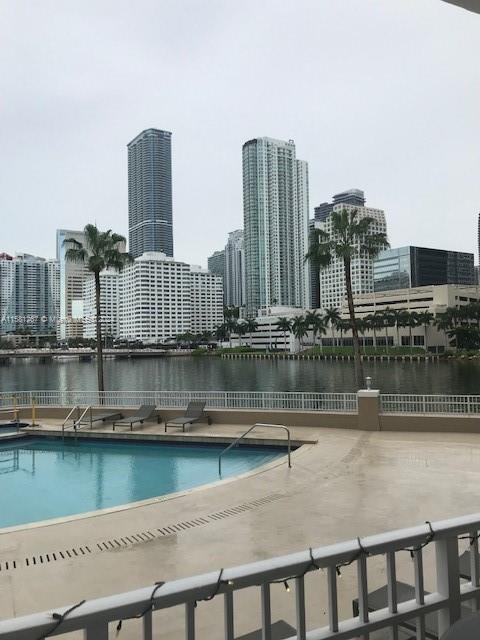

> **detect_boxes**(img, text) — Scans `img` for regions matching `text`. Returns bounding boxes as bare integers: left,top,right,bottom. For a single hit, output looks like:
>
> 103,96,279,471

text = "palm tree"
224,306,240,321
215,323,228,343
355,318,367,354
312,314,327,353
64,224,131,392
236,321,248,347
276,317,292,352
324,307,340,349
378,308,395,353
435,312,454,351
244,318,258,348
417,311,434,351
306,208,389,386
304,310,319,348
225,318,238,348
405,311,420,348
391,309,409,348
291,316,308,352
364,314,378,349
336,318,351,347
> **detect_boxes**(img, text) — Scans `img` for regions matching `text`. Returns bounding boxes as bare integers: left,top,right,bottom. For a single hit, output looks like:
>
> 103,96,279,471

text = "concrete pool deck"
1,423,480,638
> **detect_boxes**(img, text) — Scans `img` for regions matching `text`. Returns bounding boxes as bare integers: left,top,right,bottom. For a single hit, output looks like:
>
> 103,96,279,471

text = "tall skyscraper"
128,128,173,259
0,253,59,336
224,230,245,308
308,219,320,309
56,229,87,340
243,137,309,315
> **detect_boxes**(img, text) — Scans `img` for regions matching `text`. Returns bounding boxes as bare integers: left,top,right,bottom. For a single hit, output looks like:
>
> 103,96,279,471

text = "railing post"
435,536,461,636
85,622,109,639
261,583,272,640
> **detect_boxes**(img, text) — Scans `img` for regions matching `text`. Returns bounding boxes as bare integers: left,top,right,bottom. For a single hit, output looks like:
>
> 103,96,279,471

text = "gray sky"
1,0,479,266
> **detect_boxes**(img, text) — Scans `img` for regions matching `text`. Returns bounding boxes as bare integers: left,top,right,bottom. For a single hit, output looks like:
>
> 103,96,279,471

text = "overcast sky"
1,0,479,266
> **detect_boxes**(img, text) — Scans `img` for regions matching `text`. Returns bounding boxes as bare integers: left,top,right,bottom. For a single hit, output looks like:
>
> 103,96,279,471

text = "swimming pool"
0,437,286,529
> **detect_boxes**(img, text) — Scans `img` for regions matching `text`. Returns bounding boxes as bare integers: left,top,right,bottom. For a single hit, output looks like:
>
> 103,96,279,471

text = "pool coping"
0,433,313,535
21,426,316,447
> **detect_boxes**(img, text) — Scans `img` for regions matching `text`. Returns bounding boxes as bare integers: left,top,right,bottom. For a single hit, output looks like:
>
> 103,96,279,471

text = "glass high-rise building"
128,129,173,259
374,246,475,292
224,230,245,308
243,137,309,315
0,253,59,336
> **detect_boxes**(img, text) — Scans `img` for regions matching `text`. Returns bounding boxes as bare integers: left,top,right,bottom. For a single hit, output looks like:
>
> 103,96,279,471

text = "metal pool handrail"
72,406,92,431
218,423,291,476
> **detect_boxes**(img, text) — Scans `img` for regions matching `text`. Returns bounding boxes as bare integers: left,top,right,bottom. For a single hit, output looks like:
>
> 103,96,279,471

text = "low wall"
379,413,480,433
15,406,360,430
10,402,480,434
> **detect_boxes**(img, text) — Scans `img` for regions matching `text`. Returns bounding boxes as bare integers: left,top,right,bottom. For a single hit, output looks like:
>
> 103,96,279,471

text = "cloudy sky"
1,0,479,266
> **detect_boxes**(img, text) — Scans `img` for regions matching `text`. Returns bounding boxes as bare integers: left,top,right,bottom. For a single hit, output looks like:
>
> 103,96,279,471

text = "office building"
308,219,320,309
119,252,190,344
332,284,480,352
224,230,245,308
83,271,121,341
0,253,59,335
207,250,225,280
314,189,366,223
56,229,87,340
189,265,224,334
128,129,173,259
314,202,333,222
243,137,309,316
374,246,475,292
317,203,387,309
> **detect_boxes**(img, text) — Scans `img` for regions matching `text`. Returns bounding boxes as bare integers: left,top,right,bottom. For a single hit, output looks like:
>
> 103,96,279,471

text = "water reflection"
1,356,479,394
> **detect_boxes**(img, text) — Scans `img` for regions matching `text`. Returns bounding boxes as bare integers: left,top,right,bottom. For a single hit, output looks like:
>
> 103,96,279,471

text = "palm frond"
64,246,88,264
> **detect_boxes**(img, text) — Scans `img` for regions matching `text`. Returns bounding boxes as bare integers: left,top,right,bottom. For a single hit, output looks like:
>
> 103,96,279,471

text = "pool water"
0,437,285,528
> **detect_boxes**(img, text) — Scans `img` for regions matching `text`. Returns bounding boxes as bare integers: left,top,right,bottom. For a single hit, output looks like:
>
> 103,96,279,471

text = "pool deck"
1,421,480,638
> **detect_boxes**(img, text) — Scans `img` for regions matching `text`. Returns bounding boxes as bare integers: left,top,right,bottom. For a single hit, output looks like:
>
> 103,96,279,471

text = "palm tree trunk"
396,324,400,348
424,324,428,351
344,257,364,387
385,326,389,354
94,271,105,395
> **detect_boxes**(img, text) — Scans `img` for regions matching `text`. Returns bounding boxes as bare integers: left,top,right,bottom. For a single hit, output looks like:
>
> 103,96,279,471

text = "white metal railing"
1,512,480,639
0,390,358,413
381,394,480,415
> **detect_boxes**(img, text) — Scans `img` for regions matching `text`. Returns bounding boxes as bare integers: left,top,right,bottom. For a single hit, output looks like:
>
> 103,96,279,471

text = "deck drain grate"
0,492,284,573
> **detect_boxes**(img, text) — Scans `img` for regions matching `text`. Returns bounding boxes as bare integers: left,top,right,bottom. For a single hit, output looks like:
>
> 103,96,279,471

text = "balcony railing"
3,390,480,416
0,512,479,639
380,394,480,415
0,390,358,413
